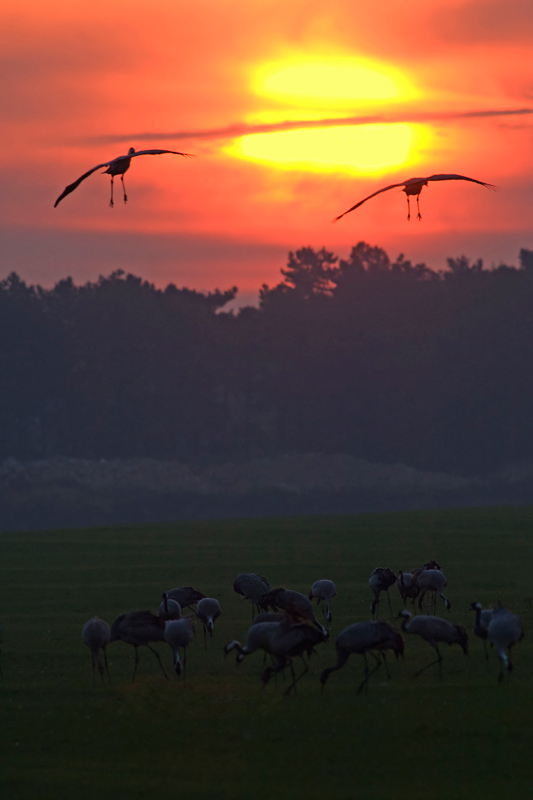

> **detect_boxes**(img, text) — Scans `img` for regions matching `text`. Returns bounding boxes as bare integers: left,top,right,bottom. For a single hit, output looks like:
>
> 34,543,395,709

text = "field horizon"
1,506,532,799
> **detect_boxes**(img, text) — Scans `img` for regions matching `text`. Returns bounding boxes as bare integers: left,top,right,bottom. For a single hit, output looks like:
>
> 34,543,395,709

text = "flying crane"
333,173,496,222
54,147,195,208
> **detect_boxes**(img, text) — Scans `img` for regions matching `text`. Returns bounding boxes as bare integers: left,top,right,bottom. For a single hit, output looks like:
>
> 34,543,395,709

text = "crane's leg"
416,194,422,221
371,593,379,618
91,652,96,686
483,639,489,661
418,589,427,612
381,651,391,679
132,646,140,681
357,654,382,695
203,625,207,650
103,646,111,685
386,590,393,618
284,659,309,696
406,196,411,221
109,176,114,208
121,174,128,204
146,644,169,680
413,646,442,678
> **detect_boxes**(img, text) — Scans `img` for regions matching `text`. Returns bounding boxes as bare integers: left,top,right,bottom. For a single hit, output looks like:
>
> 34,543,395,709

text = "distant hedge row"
2,241,533,474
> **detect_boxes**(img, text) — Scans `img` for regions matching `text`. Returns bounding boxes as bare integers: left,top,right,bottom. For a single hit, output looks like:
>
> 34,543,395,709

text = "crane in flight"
54,147,195,208
333,174,496,223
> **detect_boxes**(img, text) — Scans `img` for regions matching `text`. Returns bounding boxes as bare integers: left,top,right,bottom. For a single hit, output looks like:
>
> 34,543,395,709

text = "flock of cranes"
53,147,497,222
70,563,524,695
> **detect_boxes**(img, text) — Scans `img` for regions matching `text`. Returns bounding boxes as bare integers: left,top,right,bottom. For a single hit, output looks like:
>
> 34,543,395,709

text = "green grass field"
1,506,532,800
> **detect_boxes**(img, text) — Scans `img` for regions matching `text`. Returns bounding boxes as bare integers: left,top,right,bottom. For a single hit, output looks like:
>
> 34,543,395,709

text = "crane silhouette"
54,147,194,208
333,174,496,222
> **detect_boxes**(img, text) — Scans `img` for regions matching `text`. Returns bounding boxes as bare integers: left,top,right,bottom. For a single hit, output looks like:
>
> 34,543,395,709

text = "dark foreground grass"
1,506,533,799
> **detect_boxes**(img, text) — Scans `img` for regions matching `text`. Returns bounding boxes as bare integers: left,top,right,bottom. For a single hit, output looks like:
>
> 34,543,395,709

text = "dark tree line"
2,241,533,475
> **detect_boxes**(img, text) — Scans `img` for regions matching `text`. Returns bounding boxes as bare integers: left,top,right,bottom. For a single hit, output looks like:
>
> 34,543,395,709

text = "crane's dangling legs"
121,174,128,204
417,194,422,221
406,196,411,221
109,176,114,208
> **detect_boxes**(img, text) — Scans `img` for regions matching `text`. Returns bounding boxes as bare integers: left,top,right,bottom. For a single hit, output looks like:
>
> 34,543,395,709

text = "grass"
1,506,532,799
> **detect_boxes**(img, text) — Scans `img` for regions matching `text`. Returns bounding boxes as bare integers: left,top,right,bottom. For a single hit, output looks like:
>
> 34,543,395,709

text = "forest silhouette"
2,241,533,476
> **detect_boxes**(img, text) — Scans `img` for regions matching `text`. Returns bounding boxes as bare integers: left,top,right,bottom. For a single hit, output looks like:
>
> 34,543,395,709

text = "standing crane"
196,597,222,648
417,569,451,614
369,568,397,617
54,147,195,208
333,174,496,222
110,610,168,681
320,620,404,693
164,586,206,609
399,610,468,677
164,617,195,678
487,604,523,682
233,573,271,619
469,601,493,660
82,617,111,685
158,593,182,621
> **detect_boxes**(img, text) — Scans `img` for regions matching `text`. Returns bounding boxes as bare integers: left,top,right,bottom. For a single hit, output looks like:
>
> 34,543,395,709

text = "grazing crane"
309,579,337,622
399,610,468,677
333,174,496,222
110,610,168,680
225,619,325,694
261,622,327,695
417,569,451,613
469,601,493,660
196,597,222,648
164,617,195,678
224,621,282,666
54,147,194,208
262,588,329,637
82,617,111,685
233,573,271,619
369,568,397,617
487,604,523,682
164,586,206,609
158,593,182,621
320,620,404,693
397,570,419,609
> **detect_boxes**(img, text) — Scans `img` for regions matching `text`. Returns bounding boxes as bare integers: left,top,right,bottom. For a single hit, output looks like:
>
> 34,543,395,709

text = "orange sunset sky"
2,0,532,304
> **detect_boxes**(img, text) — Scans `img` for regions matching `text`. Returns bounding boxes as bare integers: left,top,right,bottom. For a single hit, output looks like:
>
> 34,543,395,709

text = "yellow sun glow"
252,58,417,106
229,124,412,173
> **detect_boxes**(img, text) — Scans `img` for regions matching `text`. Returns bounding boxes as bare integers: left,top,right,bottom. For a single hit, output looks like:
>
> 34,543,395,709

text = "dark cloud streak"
80,107,533,147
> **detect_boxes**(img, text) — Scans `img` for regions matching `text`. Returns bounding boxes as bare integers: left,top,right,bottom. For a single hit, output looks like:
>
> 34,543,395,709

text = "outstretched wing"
54,161,112,207
131,149,196,158
425,174,497,190
332,182,406,222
